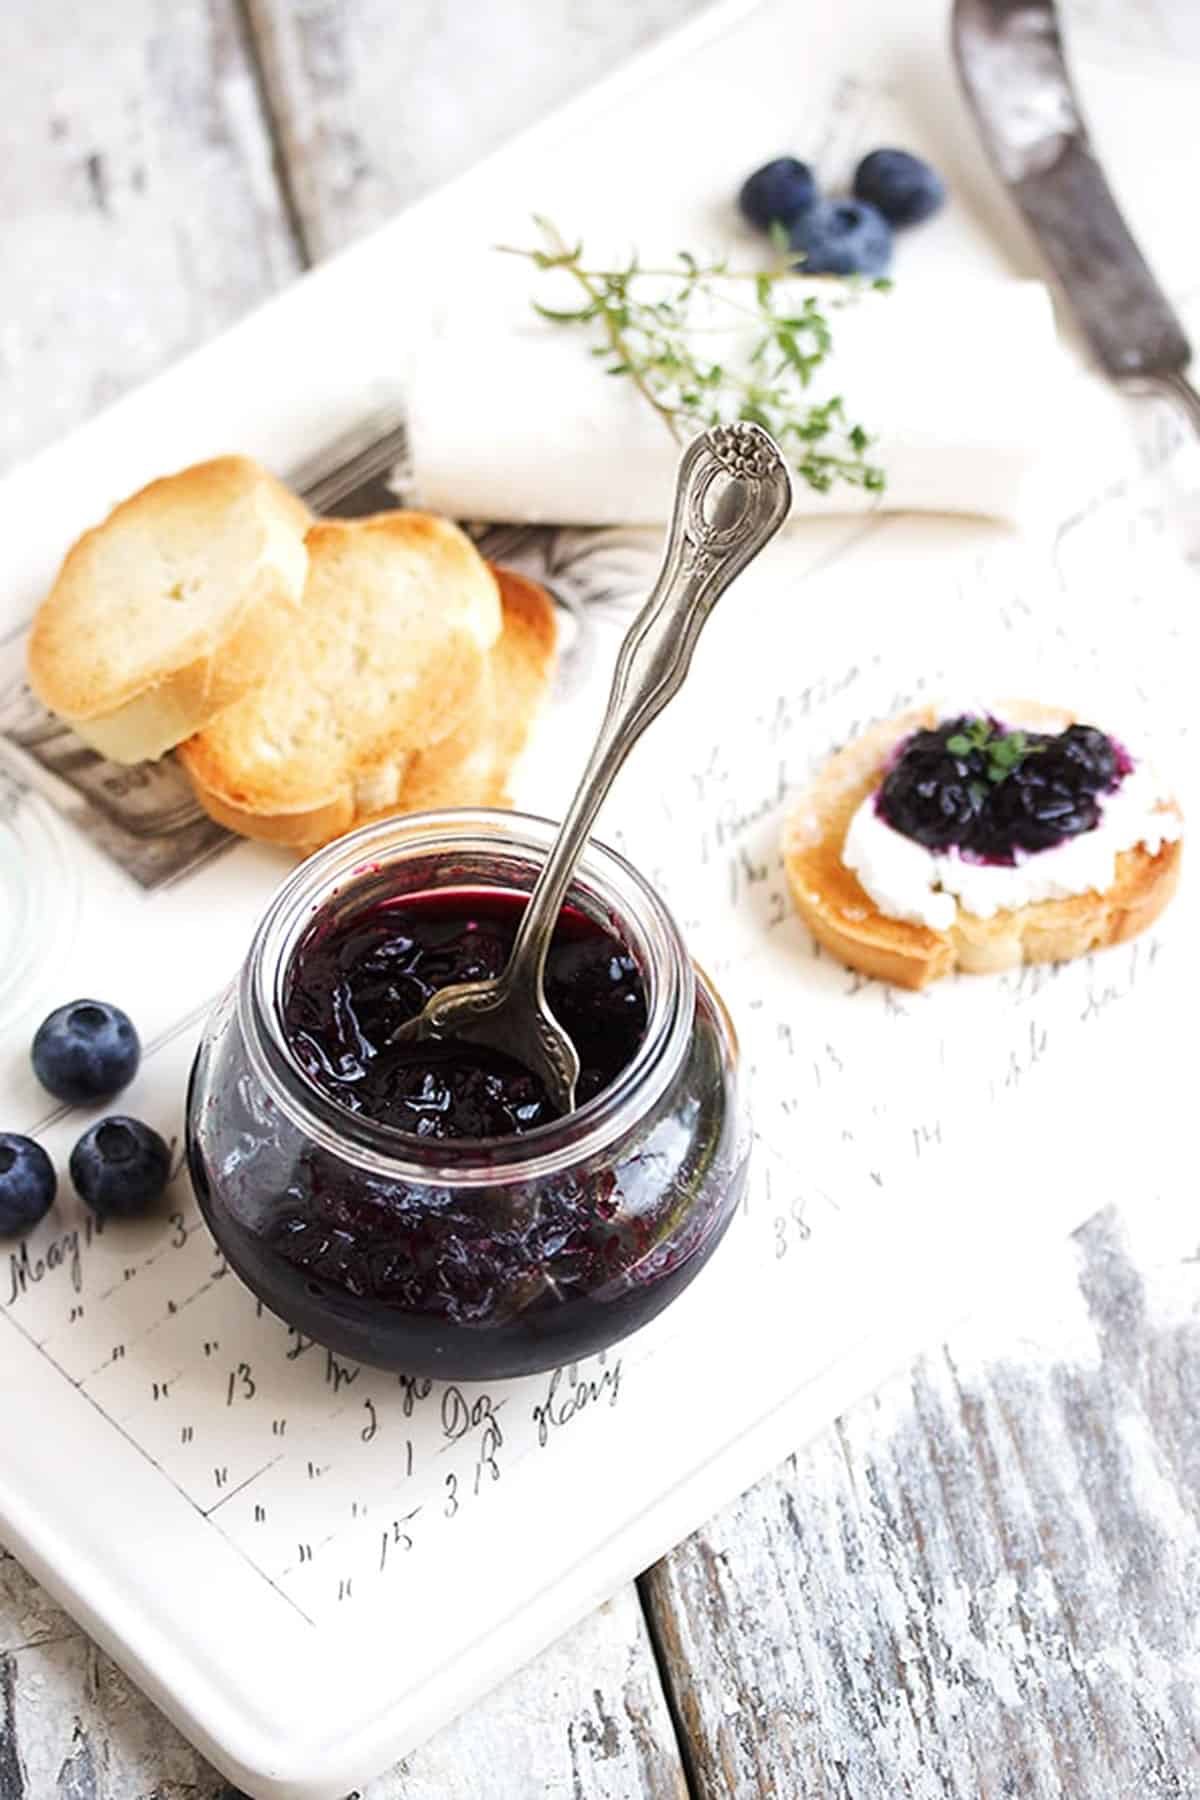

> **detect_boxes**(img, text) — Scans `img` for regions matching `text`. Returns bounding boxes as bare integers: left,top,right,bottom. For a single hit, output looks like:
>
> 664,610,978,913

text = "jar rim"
239,808,695,1186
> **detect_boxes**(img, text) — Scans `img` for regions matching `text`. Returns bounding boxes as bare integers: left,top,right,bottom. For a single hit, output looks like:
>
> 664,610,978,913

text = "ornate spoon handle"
503,422,792,996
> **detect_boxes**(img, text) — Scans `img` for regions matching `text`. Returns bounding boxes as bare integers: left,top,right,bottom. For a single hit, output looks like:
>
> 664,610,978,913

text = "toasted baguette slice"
783,701,1183,990
27,457,311,762
295,566,559,851
479,568,560,803
396,565,558,813
391,662,499,816
178,511,502,846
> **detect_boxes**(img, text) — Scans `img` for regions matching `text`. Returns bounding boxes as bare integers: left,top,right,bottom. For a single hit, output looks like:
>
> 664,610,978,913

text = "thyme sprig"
496,217,886,497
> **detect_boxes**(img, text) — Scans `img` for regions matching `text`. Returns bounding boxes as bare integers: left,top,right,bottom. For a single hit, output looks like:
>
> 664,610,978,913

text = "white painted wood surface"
0,1559,686,1798
644,1206,1200,1797
0,0,302,473
244,0,710,259
2,2,1199,1796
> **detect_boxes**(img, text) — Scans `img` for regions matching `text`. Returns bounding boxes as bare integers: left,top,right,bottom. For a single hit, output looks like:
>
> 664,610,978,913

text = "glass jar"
186,810,748,1381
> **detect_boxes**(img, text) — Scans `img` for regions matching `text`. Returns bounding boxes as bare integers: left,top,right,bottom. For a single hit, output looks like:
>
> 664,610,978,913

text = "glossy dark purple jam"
281,889,649,1137
877,715,1131,865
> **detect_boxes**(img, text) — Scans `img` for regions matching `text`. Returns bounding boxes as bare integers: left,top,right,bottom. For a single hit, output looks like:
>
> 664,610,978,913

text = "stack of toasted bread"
27,457,557,851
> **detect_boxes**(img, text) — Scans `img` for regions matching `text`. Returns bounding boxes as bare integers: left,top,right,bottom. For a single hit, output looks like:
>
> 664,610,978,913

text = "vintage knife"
952,0,1200,430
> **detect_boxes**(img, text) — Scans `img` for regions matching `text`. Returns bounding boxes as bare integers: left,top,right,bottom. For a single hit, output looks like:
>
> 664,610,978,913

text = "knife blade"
952,0,1200,424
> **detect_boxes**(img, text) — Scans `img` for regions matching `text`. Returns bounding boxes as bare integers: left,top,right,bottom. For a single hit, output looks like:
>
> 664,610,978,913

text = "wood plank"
243,0,712,258
361,1590,688,1800
0,0,303,473
642,1204,1200,1798
0,1565,685,1798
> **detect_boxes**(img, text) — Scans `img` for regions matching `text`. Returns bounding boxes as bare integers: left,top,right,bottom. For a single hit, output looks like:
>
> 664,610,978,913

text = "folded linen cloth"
406,277,1064,528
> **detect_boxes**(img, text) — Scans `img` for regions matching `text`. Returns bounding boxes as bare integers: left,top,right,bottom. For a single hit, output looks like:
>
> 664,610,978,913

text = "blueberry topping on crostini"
981,761,1102,856
0,1134,56,1235
878,715,1127,864
32,1000,140,1104
70,1117,171,1219
874,719,986,849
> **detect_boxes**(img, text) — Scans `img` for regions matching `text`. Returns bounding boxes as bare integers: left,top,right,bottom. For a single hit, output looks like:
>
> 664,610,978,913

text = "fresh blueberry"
0,1134,56,1235
789,199,892,277
32,1000,140,1105
70,1116,170,1220
738,156,817,232
853,148,946,227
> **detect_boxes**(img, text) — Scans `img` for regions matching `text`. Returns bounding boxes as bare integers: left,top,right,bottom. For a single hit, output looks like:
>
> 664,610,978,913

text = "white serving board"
0,1,1197,1795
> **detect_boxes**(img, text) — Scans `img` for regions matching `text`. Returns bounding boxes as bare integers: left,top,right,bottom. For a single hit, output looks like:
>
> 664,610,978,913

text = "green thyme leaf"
497,218,886,497
532,302,599,323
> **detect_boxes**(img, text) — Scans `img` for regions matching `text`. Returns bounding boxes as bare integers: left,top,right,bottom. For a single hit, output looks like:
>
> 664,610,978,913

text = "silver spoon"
390,421,792,1113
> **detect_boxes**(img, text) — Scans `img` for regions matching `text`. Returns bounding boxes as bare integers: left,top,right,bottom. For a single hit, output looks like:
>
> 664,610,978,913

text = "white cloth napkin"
406,277,1065,528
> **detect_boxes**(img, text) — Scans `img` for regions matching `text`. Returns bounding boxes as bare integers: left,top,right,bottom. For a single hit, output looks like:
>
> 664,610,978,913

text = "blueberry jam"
187,836,748,1381
878,715,1131,864
281,889,649,1137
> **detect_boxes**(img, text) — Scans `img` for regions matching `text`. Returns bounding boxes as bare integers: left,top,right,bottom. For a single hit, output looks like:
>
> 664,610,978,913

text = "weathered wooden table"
3,4,1199,1795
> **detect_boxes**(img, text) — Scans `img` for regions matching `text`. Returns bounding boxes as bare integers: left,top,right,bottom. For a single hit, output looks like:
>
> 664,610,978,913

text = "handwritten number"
444,1473,459,1519
225,1362,255,1405
168,1211,187,1249
474,1419,502,1495
379,1509,420,1570
774,1197,812,1260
